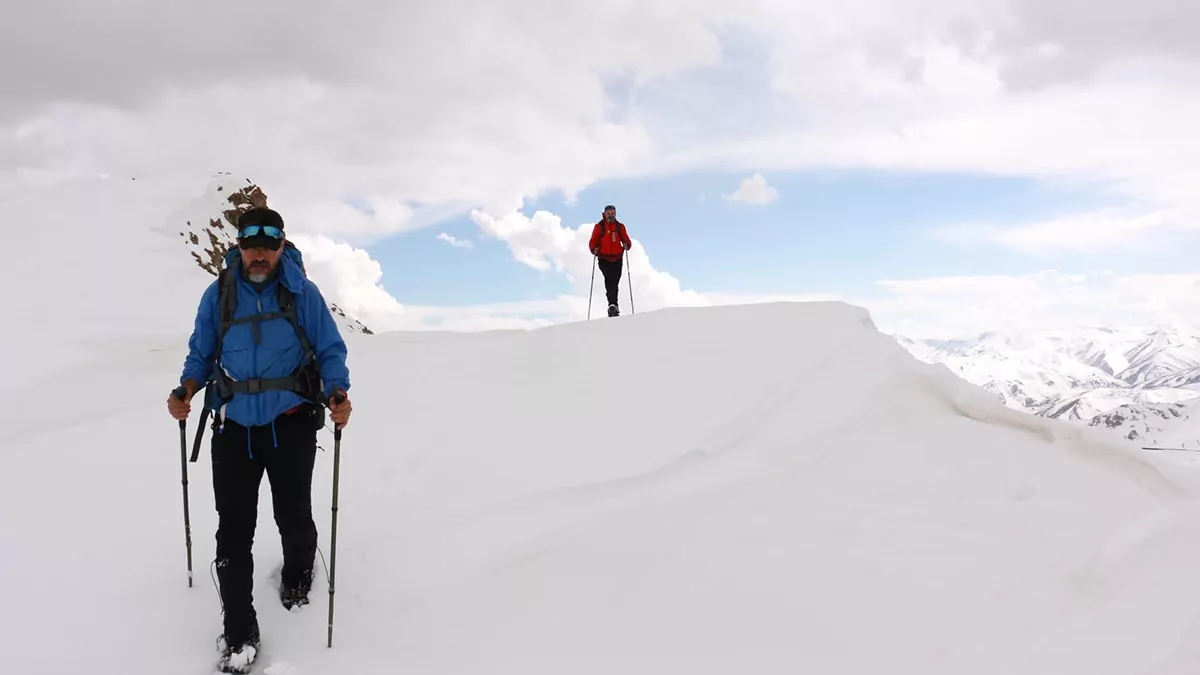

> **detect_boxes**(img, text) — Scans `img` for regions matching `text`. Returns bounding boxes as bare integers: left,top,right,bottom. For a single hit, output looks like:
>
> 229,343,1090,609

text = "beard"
245,261,272,283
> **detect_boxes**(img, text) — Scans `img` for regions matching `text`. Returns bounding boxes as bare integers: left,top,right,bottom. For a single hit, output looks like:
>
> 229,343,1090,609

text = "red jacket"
589,219,631,261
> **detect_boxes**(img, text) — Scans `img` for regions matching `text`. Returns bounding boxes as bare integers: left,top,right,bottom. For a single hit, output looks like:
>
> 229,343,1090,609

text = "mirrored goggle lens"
238,225,282,239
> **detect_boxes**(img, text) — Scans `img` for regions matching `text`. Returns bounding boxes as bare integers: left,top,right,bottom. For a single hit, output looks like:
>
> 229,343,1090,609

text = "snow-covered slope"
1089,399,1193,444
8,268,1200,673
1040,387,1200,423
1144,365,1200,391
159,172,373,335
2,176,218,393
1118,327,1200,385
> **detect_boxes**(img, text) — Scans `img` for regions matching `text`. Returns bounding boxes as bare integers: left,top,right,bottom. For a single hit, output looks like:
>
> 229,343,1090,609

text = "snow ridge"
8,298,1200,675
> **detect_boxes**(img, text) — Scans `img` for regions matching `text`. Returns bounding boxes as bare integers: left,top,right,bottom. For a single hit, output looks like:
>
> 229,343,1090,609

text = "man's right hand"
167,381,197,421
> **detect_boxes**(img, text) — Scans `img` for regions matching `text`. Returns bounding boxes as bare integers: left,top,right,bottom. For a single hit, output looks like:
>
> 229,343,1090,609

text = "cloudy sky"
6,0,1200,337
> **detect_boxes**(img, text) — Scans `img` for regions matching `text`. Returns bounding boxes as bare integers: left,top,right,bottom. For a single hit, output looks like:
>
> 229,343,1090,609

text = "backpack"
595,220,627,258
188,242,323,461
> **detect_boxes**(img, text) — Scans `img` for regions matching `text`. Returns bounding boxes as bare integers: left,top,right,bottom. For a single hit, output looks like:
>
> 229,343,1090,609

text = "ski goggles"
237,224,283,239
237,224,284,251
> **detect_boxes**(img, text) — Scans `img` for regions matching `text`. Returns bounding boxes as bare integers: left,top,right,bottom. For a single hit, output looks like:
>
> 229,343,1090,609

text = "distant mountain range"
895,326,1200,449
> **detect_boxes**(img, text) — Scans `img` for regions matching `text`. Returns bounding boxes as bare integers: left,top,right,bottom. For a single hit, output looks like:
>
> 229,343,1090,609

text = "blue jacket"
180,253,351,429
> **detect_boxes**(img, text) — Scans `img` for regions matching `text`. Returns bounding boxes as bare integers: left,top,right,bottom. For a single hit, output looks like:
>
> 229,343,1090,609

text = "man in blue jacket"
166,207,352,670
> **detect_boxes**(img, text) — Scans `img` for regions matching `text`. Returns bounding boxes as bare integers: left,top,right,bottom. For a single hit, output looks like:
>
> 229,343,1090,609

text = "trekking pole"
171,386,194,588
327,391,346,648
587,255,596,320
625,250,635,315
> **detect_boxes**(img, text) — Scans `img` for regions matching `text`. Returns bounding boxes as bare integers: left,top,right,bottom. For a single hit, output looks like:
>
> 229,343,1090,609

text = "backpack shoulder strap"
215,267,238,353
210,273,321,401
275,281,315,365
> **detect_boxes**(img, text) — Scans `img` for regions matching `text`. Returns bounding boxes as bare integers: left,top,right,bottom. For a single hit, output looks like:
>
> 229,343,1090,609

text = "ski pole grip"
171,386,188,430
330,391,346,440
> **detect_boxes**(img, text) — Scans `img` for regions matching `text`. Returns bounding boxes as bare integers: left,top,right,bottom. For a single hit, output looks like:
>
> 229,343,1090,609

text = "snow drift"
7,292,1200,673
6,177,1200,674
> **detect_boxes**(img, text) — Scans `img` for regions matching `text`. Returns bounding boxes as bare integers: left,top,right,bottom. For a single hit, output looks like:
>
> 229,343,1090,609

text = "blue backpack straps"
212,245,319,400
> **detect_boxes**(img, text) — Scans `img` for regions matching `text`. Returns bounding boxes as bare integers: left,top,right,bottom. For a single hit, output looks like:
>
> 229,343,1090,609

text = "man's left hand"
329,391,352,429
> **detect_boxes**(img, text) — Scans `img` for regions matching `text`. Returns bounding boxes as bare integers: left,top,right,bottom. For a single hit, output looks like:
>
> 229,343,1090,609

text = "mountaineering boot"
608,304,619,317
280,568,314,611
217,618,261,674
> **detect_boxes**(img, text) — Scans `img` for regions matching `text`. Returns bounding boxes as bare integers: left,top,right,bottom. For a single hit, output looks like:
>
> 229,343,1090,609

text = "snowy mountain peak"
176,174,267,276
167,173,373,335
899,323,1200,448
1088,399,1191,443
1118,327,1200,385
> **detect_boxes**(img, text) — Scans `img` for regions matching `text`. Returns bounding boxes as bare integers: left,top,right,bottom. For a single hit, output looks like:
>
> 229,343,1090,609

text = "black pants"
598,257,623,307
211,409,319,641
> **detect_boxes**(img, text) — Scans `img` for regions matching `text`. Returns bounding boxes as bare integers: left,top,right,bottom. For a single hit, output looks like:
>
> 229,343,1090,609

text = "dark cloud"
0,1,409,118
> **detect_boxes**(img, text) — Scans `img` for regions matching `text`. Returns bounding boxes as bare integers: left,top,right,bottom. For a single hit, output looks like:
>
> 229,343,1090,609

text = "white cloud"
723,173,778,204
285,233,408,330
931,205,1195,254
9,0,1200,338
639,6,1200,246
692,270,1200,340
865,270,1200,338
471,209,709,315
9,0,1197,227
285,221,1200,337
285,205,712,333
387,299,568,332
437,233,474,249
288,200,1200,339
351,267,1200,339
0,0,741,217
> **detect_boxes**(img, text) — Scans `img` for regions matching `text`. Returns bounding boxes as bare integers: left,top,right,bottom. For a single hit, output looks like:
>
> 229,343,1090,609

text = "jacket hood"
235,250,307,294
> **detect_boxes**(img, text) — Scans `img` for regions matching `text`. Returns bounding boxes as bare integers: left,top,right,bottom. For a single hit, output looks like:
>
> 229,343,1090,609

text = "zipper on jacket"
253,288,261,424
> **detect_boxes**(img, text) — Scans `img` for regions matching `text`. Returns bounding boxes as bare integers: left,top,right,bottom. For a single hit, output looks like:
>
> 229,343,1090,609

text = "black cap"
237,207,284,231
236,207,285,249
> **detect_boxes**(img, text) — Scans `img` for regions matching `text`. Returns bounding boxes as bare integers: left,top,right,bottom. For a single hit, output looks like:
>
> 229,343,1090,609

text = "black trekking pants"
598,257,623,307
211,408,319,641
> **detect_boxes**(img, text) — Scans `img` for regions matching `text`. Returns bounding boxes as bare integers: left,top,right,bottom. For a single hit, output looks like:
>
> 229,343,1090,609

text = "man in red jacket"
589,204,632,317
